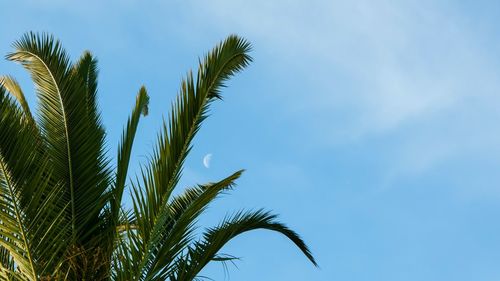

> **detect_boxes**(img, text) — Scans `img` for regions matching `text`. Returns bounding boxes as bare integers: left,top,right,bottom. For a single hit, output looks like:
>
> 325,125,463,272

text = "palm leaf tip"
138,86,150,116
113,85,150,220
201,35,253,100
228,210,318,267
171,209,316,279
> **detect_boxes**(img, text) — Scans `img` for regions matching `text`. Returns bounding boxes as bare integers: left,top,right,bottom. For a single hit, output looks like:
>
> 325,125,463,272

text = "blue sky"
2,1,500,280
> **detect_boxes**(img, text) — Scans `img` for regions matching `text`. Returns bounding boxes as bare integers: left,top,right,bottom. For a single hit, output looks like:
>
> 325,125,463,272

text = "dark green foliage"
0,33,316,280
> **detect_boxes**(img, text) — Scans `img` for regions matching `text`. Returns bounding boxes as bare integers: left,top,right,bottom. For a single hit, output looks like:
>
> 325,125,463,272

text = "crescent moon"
203,153,212,168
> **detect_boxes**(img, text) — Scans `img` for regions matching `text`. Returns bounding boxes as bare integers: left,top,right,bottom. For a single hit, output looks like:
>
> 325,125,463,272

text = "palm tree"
0,32,317,280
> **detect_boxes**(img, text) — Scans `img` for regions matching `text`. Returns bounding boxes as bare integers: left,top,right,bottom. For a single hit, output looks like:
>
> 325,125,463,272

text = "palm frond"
124,170,243,280
0,85,42,199
0,158,37,280
1,33,316,280
172,210,318,280
72,51,98,117
0,243,15,279
121,35,251,280
113,86,149,220
145,35,251,216
7,32,112,245
0,87,70,279
0,75,33,122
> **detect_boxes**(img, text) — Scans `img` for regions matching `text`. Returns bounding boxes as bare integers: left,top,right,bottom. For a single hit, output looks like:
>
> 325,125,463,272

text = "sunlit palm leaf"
7,32,112,246
0,75,33,122
0,33,316,281
0,86,70,279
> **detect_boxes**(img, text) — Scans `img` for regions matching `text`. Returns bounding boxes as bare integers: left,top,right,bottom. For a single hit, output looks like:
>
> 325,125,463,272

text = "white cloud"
185,0,497,133
180,0,500,179
5,0,500,184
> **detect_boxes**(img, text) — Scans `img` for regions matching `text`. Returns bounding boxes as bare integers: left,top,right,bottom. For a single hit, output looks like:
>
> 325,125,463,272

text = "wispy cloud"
4,0,500,183
180,0,500,179
189,1,496,132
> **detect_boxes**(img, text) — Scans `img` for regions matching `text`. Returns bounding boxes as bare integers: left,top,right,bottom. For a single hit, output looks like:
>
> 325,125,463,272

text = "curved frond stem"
7,33,112,250
172,210,317,280
8,40,77,240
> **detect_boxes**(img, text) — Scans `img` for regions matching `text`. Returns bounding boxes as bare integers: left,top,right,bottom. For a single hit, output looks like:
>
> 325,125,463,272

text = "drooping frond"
0,32,316,281
7,33,112,247
116,170,242,280
119,36,251,280
171,210,318,280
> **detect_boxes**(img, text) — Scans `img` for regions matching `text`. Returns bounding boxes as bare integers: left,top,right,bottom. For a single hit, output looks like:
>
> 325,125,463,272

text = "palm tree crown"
0,32,316,280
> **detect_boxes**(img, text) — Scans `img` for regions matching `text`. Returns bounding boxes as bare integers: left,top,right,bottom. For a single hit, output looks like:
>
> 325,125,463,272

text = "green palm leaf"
121,35,252,280
146,35,251,213
172,210,318,280
113,86,149,221
0,86,70,279
7,32,112,245
0,75,33,122
130,170,243,280
72,51,99,117
0,32,316,281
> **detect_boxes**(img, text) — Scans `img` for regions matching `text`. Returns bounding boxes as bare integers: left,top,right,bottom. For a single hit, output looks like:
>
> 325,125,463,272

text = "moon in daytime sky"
203,153,212,168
